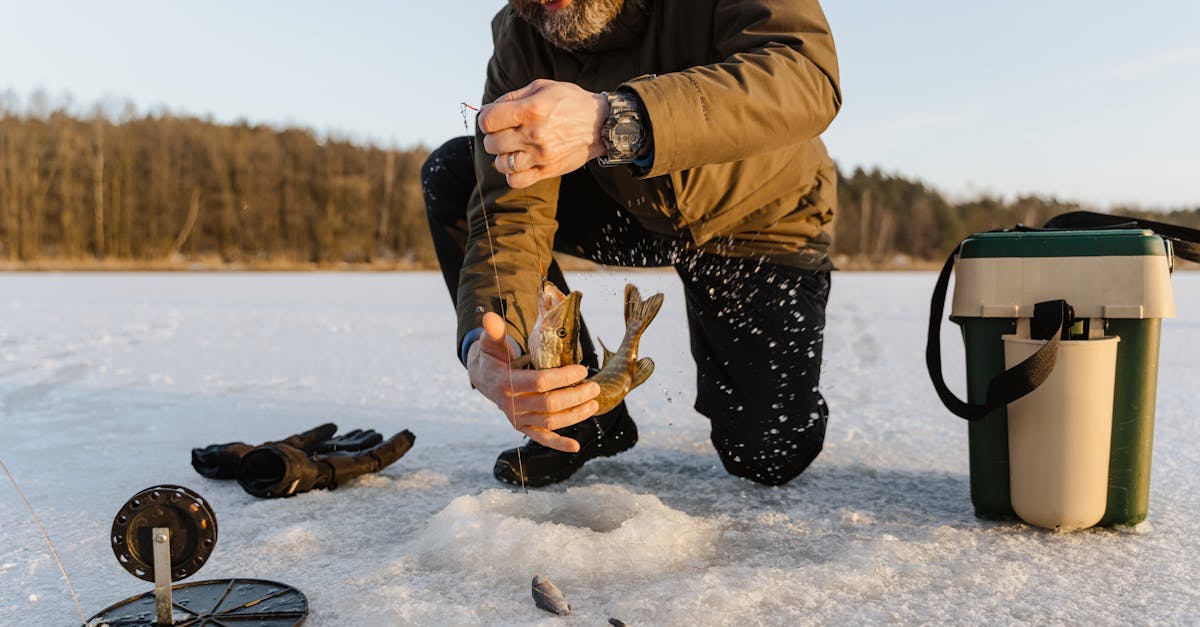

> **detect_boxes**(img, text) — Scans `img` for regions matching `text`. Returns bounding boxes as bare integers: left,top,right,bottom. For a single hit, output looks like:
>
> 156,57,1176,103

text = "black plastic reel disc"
85,578,308,626
111,485,218,582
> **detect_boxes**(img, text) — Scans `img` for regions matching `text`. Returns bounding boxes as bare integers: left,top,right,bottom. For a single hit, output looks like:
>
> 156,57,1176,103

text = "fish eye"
556,328,567,338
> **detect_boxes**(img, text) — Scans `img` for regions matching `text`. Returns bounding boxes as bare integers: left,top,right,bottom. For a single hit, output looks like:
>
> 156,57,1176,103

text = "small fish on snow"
531,574,571,616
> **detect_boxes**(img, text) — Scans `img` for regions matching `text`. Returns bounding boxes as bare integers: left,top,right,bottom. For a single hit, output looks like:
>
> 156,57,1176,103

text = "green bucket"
947,229,1174,526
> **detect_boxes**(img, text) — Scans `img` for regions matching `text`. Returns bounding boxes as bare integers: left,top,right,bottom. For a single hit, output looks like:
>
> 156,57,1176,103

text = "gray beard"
511,0,629,51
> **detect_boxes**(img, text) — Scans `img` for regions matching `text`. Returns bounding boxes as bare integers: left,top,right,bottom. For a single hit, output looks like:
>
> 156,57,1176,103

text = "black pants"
423,137,830,486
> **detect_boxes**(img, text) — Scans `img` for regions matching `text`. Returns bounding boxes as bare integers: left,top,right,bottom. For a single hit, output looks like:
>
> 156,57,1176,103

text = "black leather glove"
236,430,416,499
191,423,351,479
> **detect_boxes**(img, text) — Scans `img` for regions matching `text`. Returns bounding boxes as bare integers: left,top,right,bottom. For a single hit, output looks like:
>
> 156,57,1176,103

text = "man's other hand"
466,312,600,451
478,79,609,189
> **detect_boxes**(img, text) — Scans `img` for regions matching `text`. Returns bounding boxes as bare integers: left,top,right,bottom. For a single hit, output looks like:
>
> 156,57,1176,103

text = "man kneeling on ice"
424,0,841,487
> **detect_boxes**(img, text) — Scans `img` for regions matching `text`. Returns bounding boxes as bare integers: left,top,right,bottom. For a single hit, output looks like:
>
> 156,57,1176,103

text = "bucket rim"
1000,334,1121,346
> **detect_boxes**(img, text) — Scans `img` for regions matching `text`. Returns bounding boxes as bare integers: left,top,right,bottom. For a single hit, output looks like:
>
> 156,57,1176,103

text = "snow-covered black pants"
423,136,830,486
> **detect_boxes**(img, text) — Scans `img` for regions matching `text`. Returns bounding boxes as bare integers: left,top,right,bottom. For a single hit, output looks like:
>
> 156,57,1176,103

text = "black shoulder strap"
925,244,1073,421
1042,210,1200,263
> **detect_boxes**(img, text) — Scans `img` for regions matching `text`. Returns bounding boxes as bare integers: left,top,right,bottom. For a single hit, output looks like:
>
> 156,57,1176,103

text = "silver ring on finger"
507,152,518,172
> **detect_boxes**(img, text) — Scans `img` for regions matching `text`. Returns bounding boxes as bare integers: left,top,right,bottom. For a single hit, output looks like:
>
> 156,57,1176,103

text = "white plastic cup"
1002,334,1120,531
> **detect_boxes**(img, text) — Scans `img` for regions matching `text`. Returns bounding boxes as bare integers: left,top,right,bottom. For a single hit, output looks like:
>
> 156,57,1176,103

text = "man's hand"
467,312,601,452
479,79,609,189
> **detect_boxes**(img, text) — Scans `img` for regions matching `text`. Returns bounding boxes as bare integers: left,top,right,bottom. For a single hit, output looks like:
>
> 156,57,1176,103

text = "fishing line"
0,454,85,623
514,164,548,492
460,102,530,493
463,90,668,605
460,97,647,495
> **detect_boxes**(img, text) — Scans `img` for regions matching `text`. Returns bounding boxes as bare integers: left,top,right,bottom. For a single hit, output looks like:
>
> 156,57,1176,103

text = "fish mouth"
533,284,583,367
555,290,582,321
543,290,582,338
538,281,582,322
538,280,565,312
558,291,583,362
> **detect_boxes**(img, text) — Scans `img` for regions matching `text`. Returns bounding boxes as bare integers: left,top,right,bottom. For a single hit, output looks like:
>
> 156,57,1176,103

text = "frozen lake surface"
1,271,1198,625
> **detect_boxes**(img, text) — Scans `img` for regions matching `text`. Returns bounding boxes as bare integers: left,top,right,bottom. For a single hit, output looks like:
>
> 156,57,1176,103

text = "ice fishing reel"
110,485,218,582
86,484,309,626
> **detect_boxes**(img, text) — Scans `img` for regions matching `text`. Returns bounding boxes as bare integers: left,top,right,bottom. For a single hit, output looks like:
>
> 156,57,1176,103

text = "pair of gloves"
191,423,415,498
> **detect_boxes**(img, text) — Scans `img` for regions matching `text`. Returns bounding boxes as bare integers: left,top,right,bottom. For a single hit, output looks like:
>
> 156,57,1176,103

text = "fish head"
528,281,583,369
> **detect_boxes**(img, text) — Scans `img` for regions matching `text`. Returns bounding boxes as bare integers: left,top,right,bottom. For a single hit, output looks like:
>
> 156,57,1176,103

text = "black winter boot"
493,403,637,487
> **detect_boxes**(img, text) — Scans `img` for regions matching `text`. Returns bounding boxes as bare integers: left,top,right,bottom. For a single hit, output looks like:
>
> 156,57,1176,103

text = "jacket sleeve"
455,14,560,354
623,0,841,177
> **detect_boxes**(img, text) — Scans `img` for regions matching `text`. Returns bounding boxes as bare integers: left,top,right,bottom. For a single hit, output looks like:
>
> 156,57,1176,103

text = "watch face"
609,112,643,153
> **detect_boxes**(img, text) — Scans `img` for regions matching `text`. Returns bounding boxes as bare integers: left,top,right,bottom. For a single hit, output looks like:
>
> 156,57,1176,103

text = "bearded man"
423,0,841,487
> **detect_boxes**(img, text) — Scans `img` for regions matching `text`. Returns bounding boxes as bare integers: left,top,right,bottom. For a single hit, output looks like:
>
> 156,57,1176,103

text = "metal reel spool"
110,485,218,582
86,578,308,626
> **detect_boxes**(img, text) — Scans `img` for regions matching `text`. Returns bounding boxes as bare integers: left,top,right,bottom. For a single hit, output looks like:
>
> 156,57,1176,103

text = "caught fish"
587,283,663,414
532,574,571,616
526,281,584,370
525,282,663,413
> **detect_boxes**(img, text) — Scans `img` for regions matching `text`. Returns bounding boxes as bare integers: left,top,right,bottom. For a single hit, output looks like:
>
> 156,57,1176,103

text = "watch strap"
599,90,645,166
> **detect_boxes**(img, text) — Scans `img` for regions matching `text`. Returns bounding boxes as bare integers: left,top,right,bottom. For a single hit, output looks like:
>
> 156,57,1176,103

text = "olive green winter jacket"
458,0,842,353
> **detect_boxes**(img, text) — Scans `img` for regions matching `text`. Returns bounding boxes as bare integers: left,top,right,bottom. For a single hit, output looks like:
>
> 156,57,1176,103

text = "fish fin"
630,357,655,390
623,283,640,323
511,354,532,369
598,338,616,368
624,283,664,329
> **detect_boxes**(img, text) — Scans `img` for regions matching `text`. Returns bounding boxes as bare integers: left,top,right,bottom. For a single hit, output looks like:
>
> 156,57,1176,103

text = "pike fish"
531,573,572,616
525,281,663,414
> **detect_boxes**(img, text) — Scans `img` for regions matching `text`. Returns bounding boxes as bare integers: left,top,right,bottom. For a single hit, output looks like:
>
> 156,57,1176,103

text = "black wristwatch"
598,90,646,167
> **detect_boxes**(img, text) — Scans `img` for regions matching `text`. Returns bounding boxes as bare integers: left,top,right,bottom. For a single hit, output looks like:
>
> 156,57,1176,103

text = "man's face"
509,0,626,51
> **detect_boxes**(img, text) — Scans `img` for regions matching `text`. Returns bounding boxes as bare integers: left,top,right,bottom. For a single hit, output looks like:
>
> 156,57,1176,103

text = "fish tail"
630,357,654,391
623,284,664,330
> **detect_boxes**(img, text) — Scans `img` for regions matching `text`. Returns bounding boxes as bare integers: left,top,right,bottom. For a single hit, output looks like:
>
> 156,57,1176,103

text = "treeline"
835,167,1200,264
2,106,1197,268
0,106,430,266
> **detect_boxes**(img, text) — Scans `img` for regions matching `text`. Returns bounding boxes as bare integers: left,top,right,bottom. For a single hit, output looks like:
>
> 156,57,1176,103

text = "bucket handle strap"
925,244,1074,421
1041,210,1200,263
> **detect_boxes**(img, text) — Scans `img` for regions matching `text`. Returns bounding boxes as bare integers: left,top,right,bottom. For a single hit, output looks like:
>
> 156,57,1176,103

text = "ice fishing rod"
462,102,554,492
0,454,85,623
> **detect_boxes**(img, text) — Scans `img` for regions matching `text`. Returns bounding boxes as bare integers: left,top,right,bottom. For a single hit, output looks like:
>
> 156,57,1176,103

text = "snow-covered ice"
1,271,1198,625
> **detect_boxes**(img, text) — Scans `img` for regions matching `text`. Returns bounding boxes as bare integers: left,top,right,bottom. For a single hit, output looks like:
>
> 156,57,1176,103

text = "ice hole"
410,484,719,583
486,491,635,533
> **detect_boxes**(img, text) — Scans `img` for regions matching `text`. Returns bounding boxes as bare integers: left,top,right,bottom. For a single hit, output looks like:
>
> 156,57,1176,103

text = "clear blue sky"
1,1,1197,208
